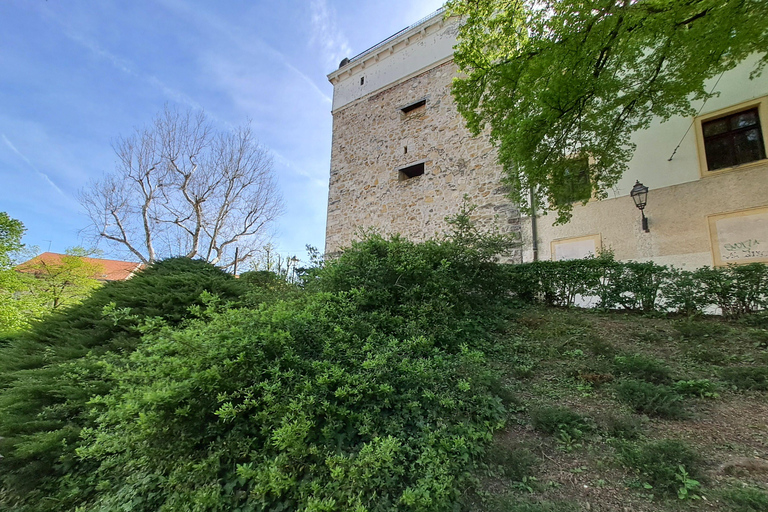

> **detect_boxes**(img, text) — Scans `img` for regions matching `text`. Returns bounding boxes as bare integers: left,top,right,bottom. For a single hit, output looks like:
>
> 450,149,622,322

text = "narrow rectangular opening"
398,162,425,180
360,76,365,86
401,99,426,114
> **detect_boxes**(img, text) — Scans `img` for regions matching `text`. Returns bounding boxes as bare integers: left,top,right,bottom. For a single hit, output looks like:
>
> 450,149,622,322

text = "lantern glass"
630,181,648,210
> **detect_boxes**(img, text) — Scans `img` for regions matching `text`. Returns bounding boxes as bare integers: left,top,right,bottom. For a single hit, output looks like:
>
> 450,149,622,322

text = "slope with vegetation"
0,220,766,511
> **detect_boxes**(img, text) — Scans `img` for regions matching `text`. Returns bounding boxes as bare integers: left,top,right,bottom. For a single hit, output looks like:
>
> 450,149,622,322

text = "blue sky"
0,0,445,263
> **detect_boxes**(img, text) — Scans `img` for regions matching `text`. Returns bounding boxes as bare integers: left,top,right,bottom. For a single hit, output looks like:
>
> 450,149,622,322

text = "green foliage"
620,440,703,497
695,264,768,318
614,380,685,419
505,259,768,318
481,497,579,512
18,248,104,311
0,212,30,333
310,231,512,351
484,444,539,483
674,319,730,339
0,257,249,512
76,294,505,511
673,379,719,398
447,0,768,222
721,486,768,512
529,406,589,439
613,354,672,384
600,413,643,440
675,464,702,500
720,366,768,391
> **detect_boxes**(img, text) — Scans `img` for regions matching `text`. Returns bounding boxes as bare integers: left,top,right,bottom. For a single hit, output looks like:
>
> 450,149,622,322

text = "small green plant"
721,366,768,391
529,406,590,437
673,379,719,398
510,476,539,494
613,353,672,384
615,379,686,419
620,440,703,497
721,486,768,512
675,464,702,500
556,430,583,452
601,413,643,440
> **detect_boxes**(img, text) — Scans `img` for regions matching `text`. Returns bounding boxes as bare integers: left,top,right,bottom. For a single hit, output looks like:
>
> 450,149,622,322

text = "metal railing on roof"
344,6,447,66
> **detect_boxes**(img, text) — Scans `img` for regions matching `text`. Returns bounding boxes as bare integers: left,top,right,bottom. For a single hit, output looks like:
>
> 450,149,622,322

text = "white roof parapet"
328,6,448,81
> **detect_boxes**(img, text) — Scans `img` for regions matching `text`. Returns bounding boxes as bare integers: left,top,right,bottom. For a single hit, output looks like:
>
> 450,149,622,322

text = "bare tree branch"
79,106,283,267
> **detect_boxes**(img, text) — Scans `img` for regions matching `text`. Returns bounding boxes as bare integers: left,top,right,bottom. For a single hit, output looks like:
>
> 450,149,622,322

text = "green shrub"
75,295,507,512
309,233,512,352
662,268,705,315
695,264,768,319
607,261,670,312
613,353,672,384
614,380,685,419
721,366,768,391
600,413,643,440
529,406,590,438
673,379,719,398
620,440,703,497
721,486,768,512
0,258,249,512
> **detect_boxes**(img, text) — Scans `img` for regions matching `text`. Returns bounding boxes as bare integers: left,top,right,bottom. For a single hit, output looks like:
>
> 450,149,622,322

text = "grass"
473,307,768,512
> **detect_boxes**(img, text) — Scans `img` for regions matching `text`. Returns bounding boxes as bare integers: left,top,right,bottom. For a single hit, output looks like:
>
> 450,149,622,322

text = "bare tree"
80,107,283,268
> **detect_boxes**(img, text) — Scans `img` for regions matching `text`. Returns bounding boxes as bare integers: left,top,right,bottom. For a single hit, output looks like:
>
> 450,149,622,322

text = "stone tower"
324,9,521,260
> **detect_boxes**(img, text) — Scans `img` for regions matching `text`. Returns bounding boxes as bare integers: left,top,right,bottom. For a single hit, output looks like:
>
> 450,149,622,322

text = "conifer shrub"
614,380,685,419
613,353,673,384
721,486,768,512
0,258,249,512
720,366,768,391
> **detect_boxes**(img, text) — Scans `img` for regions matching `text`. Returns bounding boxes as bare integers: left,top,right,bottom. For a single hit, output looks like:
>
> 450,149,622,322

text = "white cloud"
2,134,68,198
310,0,353,69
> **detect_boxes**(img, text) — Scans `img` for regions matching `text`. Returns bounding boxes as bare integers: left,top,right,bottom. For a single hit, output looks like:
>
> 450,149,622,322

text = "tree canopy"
446,0,768,223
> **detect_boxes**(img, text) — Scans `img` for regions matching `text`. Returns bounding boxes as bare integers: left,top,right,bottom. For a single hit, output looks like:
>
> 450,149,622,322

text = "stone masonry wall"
325,60,521,261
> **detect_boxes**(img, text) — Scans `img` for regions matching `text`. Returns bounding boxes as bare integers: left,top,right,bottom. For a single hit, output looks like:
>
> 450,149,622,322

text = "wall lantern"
630,180,650,232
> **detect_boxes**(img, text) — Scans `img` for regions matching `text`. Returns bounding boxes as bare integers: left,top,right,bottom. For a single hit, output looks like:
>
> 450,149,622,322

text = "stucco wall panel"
524,164,768,268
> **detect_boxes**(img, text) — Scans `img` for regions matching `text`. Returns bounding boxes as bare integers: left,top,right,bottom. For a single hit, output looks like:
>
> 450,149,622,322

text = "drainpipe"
529,187,539,262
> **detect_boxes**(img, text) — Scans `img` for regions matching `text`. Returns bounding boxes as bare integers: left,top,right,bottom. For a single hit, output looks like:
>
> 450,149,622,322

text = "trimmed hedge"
504,257,767,318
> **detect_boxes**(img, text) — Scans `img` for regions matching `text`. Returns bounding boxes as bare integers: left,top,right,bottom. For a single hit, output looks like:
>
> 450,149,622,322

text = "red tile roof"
16,252,145,281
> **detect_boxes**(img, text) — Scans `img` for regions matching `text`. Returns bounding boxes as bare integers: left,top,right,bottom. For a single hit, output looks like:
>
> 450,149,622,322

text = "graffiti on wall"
709,207,768,266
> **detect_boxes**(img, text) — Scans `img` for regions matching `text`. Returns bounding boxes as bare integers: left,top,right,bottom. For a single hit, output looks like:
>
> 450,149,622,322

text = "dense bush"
66,230,516,511
0,258,250,512
620,440,703,497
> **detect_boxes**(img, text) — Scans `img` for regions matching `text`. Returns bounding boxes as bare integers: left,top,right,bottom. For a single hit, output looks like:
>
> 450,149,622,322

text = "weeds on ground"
613,353,672,384
615,379,686,419
599,412,644,440
673,379,719,398
721,486,768,512
620,439,703,498
675,320,730,340
481,496,580,512
721,366,768,391
484,444,540,483
530,406,590,438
